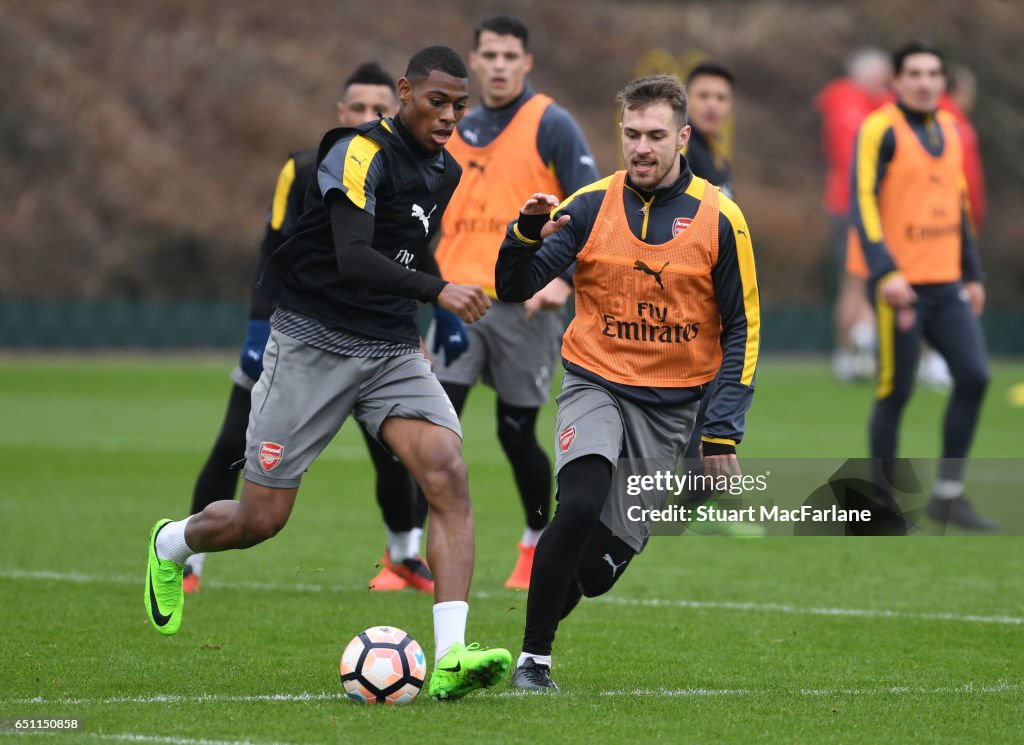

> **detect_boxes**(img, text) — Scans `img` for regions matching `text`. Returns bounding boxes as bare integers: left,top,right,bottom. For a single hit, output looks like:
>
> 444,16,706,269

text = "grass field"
2,355,1024,744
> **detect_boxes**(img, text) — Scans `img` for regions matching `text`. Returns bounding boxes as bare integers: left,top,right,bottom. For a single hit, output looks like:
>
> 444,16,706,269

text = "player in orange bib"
847,41,994,531
496,75,759,690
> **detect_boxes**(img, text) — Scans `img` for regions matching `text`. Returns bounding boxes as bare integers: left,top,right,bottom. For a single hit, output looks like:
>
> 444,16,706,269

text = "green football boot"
428,642,512,701
144,519,185,635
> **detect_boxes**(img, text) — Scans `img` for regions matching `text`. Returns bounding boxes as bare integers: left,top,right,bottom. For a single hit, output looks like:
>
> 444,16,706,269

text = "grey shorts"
553,372,699,552
244,329,461,488
426,301,564,407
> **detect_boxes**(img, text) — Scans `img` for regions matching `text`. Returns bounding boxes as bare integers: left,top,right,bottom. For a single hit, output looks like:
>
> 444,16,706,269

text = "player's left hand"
964,281,985,317
700,441,741,480
703,454,741,480
523,277,573,320
432,306,470,366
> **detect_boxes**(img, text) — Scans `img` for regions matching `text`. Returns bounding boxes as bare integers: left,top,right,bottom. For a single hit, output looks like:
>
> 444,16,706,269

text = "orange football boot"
182,566,201,594
504,543,535,589
368,553,410,591
384,553,434,594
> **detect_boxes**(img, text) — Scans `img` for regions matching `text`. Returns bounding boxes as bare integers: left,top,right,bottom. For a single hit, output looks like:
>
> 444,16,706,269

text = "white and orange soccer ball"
339,626,427,705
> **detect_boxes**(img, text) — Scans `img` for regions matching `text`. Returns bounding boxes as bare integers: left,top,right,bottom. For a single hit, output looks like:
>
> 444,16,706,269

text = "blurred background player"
496,74,759,689
816,47,892,383
183,62,435,595
819,50,987,391
431,15,599,588
675,61,762,537
847,41,995,531
914,64,988,390
682,62,735,199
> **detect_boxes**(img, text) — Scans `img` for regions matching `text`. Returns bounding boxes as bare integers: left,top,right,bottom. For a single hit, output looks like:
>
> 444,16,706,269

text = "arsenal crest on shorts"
259,441,284,471
672,217,692,237
558,425,576,452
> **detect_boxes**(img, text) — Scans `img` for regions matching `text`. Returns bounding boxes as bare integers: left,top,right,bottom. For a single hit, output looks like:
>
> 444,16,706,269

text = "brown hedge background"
2,0,1021,306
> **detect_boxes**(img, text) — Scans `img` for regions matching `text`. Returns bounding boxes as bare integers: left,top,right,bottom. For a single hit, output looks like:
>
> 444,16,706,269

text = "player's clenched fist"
437,283,491,323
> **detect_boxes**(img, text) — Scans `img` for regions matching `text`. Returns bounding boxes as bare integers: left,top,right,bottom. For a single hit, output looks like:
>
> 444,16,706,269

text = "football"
339,626,427,705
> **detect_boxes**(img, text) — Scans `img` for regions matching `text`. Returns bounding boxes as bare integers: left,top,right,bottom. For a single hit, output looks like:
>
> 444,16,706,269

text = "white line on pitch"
3,568,1021,626
798,682,1022,696
587,594,1024,626
474,589,1023,626
497,682,1023,698
8,682,1021,707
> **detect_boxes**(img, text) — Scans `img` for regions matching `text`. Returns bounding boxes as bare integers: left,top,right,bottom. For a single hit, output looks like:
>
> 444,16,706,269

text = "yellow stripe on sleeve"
341,136,383,211
269,158,296,231
720,195,760,386
701,436,737,446
874,287,895,400
552,175,614,218
854,111,892,244
512,222,540,244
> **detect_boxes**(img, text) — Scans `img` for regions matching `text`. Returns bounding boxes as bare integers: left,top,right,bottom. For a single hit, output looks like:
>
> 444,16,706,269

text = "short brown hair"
616,74,688,127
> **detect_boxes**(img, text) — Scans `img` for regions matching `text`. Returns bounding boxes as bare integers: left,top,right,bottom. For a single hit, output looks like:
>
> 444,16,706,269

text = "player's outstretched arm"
516,194,574,318
495,193,577,303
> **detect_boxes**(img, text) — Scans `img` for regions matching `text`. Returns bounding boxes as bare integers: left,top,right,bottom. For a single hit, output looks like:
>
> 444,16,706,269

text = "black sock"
523,455,612,656
191,384,251,513
497,401,551,531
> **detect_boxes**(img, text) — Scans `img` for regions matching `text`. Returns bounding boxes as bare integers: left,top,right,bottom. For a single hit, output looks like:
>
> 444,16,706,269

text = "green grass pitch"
1,356,1023,744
